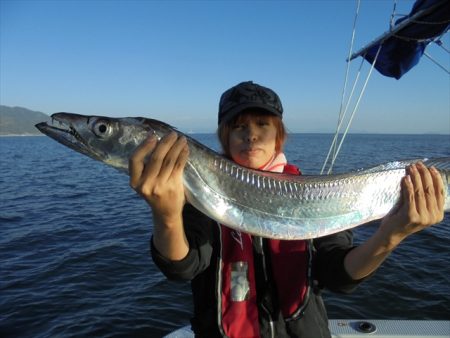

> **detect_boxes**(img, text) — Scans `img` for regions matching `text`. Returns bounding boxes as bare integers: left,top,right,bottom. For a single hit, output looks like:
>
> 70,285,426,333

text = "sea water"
1,134,449,337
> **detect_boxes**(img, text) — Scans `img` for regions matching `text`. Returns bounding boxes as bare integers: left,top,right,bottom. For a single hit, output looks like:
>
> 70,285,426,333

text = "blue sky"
1,0,449,134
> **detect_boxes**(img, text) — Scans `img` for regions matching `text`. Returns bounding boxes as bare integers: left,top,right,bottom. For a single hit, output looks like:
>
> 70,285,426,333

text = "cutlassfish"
36,113,450,239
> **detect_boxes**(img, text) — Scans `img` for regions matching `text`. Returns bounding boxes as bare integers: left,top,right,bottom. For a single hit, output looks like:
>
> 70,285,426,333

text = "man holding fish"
129,81,444,338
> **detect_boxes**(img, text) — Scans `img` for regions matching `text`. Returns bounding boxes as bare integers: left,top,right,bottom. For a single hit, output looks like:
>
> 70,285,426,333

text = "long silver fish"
36,113,450,239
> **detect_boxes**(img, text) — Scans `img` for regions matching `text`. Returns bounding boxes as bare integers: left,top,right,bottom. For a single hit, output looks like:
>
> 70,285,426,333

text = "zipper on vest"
255,237,275,338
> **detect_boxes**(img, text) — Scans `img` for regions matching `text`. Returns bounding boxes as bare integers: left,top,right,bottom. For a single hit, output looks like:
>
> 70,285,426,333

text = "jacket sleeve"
313,230,371,293
151,204,216,281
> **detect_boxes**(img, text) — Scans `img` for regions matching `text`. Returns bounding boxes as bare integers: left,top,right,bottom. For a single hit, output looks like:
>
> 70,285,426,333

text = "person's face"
228,112,277,169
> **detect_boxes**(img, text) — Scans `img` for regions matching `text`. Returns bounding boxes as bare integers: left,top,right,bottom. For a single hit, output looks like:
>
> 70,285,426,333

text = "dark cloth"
151,204,368,338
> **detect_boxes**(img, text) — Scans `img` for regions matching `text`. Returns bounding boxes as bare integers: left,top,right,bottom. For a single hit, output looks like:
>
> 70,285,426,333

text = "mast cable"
423,51,450,74
421,31,450,73
436,38,450,54
327,44,383,175
321,0,361,175
321,57,364,174
390,0,398,29
323,0,448,174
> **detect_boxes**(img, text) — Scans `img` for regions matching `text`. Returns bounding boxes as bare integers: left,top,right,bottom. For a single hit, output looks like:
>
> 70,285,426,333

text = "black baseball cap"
218,81,283,125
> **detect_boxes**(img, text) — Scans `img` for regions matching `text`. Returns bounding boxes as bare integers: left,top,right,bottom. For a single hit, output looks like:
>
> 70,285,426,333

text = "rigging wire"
423,32,450,74
436,39,450,53
424,51,450,74
320,0,361,175
390,0,398,29
322,0,449,174
326,44,383,175
321,0,381,174
320,57,364,175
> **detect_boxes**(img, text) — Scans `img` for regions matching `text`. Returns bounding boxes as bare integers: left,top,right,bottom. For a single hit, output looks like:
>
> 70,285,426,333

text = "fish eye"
92,119,111,138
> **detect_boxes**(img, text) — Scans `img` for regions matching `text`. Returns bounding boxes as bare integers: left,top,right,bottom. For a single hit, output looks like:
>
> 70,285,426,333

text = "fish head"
35,112,175,172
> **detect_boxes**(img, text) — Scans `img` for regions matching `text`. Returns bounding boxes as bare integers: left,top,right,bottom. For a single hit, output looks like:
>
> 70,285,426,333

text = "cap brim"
219,103,282,125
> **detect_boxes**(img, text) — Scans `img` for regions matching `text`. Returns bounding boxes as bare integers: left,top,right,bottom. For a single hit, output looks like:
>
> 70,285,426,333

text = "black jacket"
152,204,366,338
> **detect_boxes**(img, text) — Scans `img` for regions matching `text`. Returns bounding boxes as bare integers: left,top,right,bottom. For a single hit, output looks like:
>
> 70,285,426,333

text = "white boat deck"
164,319,450,337
329,319,449,338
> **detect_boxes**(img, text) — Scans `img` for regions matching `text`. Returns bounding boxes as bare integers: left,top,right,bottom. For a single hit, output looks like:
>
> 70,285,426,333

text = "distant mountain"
0,105,51,135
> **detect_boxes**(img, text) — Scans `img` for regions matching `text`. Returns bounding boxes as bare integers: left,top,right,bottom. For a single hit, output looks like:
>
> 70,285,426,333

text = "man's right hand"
129,131,190,260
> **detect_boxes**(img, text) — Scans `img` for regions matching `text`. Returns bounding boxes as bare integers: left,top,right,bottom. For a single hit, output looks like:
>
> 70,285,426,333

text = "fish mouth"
36,117,83,142
35,113,103,160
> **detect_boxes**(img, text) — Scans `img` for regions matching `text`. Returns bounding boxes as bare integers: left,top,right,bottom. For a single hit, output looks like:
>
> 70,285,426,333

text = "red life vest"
217,164,311,338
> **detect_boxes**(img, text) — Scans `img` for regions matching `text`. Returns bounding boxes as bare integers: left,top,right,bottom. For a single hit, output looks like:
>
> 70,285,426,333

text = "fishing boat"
166,0,450,336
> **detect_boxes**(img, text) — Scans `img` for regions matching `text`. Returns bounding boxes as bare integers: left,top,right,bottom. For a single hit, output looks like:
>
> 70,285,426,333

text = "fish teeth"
69,126,83,143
